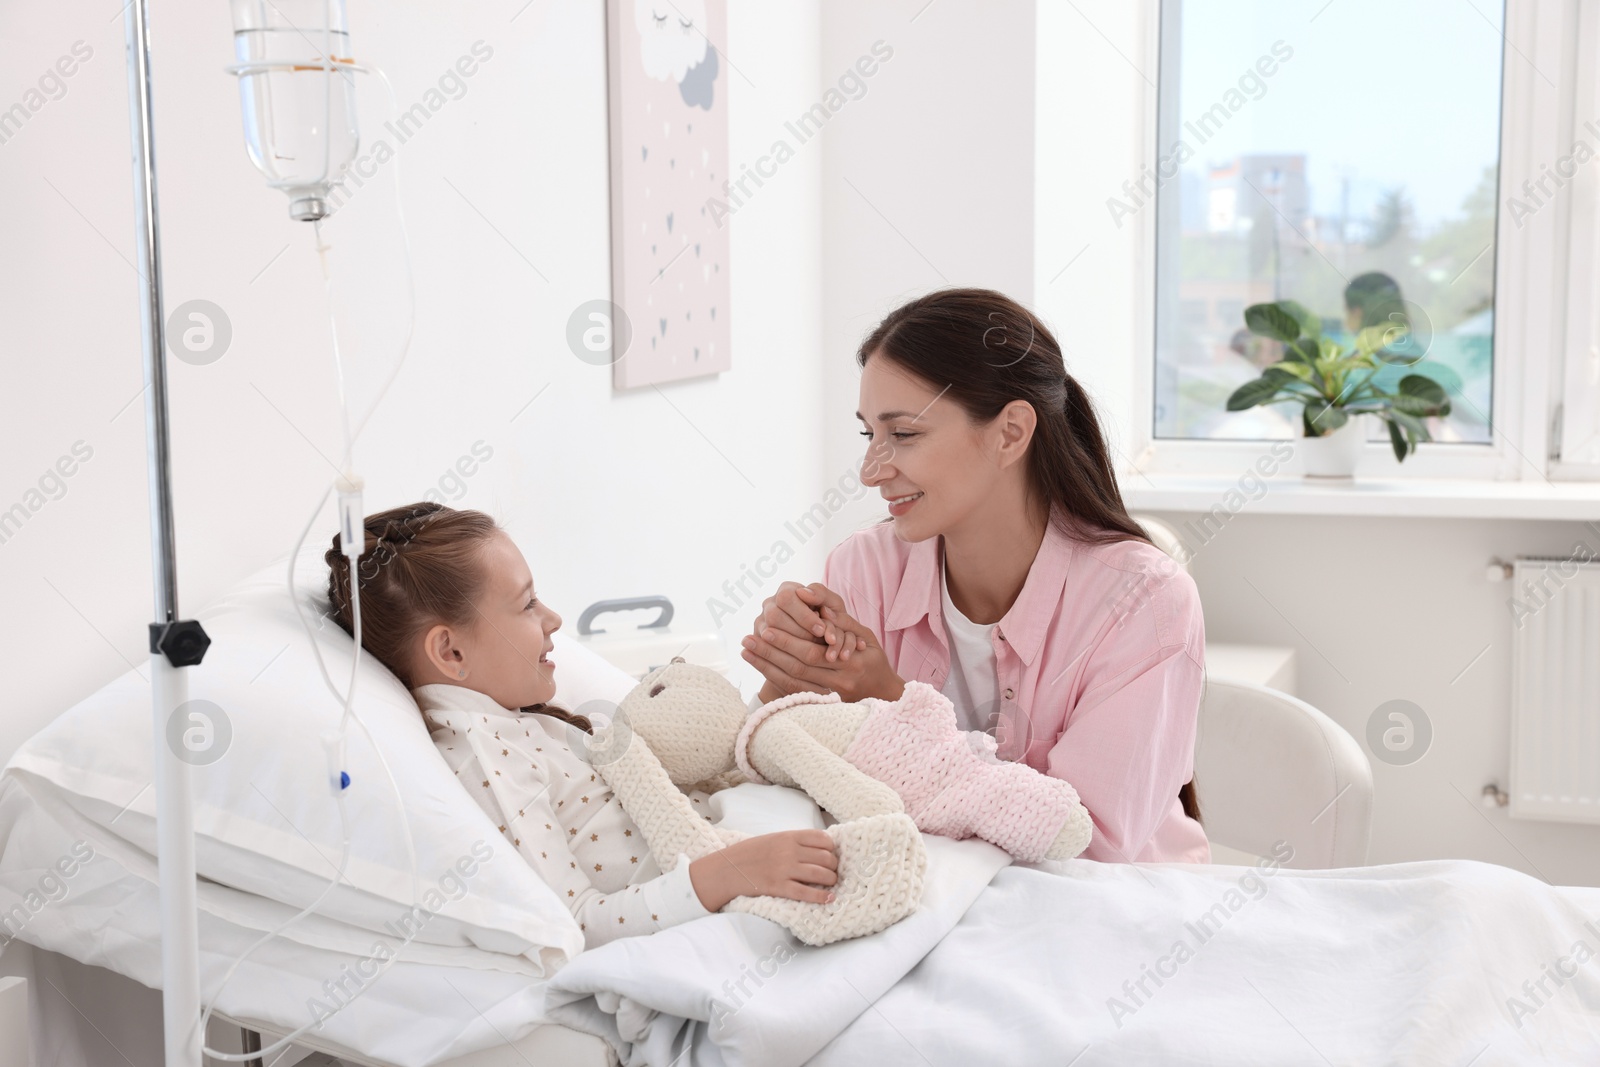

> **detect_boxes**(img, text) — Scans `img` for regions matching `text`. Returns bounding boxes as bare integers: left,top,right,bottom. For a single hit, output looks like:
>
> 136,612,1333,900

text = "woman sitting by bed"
323,502,840,950
740,287,1211,865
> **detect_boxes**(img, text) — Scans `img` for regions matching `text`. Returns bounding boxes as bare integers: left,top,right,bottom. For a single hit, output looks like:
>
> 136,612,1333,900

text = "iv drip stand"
123,1,208,1063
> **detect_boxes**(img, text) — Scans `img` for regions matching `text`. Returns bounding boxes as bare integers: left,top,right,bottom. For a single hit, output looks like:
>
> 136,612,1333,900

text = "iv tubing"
196,34,424,1061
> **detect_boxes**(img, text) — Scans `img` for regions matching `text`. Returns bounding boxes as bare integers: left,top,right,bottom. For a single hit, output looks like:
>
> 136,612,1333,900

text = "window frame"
1554,0,1600,477
1125,0,1586,484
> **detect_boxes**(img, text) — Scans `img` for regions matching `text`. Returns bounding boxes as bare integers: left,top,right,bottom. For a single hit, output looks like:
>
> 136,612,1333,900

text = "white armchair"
1193,678,1374,870
1128,513,1375,870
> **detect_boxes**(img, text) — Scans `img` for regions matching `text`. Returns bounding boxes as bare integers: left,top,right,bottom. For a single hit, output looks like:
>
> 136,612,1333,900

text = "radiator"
1510,558,1600,824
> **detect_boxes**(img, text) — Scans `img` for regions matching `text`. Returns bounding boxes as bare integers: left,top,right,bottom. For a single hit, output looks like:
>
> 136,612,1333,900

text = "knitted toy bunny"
588,659,1093,947
584,663,927,947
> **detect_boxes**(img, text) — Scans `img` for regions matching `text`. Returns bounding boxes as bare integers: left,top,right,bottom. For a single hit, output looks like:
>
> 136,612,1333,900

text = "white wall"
818,0,1038,545
1033,0,1149,464
0,0,825,763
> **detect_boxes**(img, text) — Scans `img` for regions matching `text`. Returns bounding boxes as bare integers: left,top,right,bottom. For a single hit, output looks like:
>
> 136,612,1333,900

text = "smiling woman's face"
856,353,1004,543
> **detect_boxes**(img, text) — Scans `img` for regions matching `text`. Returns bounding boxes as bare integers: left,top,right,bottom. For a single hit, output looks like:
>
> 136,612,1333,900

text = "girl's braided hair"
325,501,592,733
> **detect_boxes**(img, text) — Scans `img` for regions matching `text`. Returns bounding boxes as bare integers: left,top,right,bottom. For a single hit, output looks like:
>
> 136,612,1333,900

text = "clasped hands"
740,581,907,705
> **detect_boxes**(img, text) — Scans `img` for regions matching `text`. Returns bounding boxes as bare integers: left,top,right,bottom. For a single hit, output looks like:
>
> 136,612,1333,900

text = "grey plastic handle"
576,595,675,635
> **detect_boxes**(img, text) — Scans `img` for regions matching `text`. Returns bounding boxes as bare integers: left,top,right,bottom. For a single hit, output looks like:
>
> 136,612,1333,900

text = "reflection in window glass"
1151,0,1502,443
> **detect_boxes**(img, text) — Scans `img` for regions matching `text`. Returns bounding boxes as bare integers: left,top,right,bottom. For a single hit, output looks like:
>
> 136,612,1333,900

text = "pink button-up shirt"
824,516,1210,865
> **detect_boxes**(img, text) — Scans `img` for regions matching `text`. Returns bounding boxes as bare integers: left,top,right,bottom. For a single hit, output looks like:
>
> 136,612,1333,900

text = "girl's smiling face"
413,530,561,709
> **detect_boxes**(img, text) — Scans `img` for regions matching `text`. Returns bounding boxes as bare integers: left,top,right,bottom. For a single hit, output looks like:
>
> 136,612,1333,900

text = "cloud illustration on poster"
634,0,708,83
677,46,718,109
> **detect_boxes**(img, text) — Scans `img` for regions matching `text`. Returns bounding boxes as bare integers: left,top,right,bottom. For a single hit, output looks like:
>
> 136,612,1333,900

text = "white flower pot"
1299,417,1364,478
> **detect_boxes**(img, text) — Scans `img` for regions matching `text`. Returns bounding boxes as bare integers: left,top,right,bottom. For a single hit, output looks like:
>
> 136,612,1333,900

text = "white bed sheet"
0,773,596,1067
548,848,1600,1066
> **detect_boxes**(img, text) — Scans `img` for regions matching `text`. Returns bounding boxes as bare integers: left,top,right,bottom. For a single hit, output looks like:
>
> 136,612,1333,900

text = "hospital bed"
6,547,1600,1066
14,945,614,1067
208,1010,612,1067
0,546,633,1066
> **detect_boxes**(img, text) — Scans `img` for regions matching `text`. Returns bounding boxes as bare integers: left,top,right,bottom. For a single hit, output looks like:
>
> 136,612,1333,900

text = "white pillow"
4,540,642,972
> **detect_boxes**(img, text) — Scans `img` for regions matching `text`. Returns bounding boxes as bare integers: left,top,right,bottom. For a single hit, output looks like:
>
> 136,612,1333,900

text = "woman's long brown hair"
858,288,1201,826
325,501,593,733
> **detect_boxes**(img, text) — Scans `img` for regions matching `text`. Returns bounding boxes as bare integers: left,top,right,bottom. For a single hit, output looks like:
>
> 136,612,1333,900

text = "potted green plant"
1225,299,1452,477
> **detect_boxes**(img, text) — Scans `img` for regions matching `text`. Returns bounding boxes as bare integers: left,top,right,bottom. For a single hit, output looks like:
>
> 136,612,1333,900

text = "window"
1150,0,1504,447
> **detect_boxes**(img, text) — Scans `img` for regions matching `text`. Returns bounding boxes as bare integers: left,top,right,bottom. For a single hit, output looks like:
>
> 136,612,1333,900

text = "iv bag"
229,0,360,221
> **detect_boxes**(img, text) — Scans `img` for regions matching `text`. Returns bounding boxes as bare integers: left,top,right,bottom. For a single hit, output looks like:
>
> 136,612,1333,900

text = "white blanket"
547,845,1600,1066
544,832,1010,1066
11,755,1600,1066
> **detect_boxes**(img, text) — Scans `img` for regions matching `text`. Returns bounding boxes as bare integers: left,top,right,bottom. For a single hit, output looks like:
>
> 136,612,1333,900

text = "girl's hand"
688,829,839,911
746,583,865,703
751,582,864,656
742,603,906,705
816,602,870,664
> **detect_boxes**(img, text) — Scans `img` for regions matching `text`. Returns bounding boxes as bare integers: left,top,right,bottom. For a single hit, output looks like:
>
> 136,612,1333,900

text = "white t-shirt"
940,555,1001,735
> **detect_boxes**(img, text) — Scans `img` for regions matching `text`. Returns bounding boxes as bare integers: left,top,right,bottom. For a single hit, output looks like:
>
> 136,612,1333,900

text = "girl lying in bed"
324,501,840,951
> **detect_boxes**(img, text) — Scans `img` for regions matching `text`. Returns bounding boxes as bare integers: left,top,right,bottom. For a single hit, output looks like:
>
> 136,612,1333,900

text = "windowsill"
1122,473,1600,521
